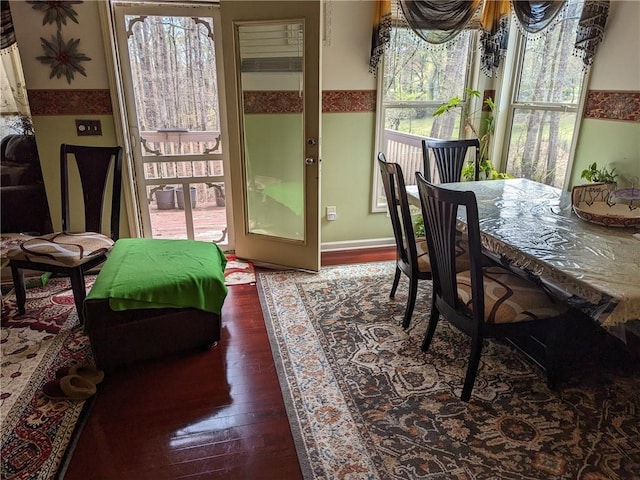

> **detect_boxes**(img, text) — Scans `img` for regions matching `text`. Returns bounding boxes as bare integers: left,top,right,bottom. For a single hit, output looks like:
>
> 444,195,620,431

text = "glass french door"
221,1,321,271
112,2,231,248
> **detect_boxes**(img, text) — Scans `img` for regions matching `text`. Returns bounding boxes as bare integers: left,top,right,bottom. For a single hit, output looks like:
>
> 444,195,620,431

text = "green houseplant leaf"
580,162,618,184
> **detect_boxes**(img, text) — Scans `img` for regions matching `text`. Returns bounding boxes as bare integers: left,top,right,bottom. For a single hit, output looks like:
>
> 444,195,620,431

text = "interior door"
112,2,231,248
221,1,321,271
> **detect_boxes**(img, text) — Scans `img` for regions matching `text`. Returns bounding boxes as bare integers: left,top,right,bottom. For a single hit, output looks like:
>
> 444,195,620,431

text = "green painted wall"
320,112,392,243
571,119,640,188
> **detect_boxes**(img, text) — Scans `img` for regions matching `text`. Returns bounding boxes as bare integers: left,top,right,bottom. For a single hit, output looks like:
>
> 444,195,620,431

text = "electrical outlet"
76,119,102,136
326,206,337,221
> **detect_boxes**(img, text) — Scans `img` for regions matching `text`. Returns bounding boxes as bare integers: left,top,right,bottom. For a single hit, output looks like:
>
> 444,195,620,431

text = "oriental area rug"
257,262,640,480
1,277,96,480
224,254,256,285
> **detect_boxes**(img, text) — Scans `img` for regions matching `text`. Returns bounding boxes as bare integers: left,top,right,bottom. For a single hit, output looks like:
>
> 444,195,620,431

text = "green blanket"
86,238,228,314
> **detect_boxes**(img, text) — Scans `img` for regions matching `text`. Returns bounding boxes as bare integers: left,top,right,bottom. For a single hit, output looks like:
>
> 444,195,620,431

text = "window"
502,0,588,189
374,0,590,211
374,28,473,211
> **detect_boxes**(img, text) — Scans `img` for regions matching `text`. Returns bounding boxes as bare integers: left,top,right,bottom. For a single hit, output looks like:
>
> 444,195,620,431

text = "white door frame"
98,1,234,248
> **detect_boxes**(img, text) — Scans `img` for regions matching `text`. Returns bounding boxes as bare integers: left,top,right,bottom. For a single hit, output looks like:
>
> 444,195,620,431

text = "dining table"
406,178,640,345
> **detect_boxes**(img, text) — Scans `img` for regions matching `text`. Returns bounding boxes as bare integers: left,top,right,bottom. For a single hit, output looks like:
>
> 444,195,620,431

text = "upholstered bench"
84,238,228,372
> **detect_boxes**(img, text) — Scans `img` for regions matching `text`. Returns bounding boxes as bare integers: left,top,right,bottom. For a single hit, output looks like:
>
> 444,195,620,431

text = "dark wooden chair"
377,152,432,329
421,138,480,183
415,172,572,401
7,144,123,324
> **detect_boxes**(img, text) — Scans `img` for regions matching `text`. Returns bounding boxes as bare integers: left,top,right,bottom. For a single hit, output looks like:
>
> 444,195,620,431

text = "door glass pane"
123,12,229,244
127,15,222,157
148,182,227,241
237,23,305,241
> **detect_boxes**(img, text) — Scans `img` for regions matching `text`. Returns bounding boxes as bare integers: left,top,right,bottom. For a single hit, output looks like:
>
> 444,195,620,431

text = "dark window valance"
377,0,610,77
512,1,566,34
399,0,482,44
1,2,16,50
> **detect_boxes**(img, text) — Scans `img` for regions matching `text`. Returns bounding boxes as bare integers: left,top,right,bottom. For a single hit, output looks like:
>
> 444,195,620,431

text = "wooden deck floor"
149,201,228,243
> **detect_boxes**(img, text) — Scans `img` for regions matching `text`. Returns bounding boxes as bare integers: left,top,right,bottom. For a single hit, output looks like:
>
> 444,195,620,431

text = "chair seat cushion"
416,239,431,272
456,266,569,324
416,238,471,273
7,232,114,267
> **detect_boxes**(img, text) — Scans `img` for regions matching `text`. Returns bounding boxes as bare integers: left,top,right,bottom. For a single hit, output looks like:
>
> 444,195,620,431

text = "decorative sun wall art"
28,0,82,29
36,30,91,84
28,1,90,84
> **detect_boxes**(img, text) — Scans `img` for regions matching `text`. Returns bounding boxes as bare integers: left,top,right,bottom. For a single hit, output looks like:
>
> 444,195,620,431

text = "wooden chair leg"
462,336,483,402
421,297,439,352
545,322,564,390
69,268,87,325
390,266,401,298
402,275,418,329
10,265,26,315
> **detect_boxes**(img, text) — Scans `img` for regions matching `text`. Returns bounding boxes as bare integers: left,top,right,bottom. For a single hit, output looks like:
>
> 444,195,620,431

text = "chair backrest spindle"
377,152,418,269
421,138,480,183
60,144,123,241
415,172,485,324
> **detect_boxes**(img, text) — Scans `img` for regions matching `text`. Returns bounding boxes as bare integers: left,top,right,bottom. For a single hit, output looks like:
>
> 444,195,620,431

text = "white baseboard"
321,238,394,252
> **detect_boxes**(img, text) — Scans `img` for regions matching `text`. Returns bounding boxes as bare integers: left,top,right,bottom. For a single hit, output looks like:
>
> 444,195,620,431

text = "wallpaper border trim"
28,89,113,116
26,89,639,122
584,90,640,123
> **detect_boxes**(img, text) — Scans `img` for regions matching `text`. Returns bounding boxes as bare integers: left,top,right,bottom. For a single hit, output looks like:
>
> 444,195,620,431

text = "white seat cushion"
7,232,114,268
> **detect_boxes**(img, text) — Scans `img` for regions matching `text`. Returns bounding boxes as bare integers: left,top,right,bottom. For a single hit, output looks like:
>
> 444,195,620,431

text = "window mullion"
511,102,579,112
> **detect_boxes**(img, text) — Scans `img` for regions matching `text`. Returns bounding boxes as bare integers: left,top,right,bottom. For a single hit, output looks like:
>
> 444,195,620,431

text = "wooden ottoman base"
84,298,221,372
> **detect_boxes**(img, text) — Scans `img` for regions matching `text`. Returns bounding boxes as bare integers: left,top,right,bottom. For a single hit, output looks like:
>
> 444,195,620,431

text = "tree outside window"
504,0,587,189
374,28,473,211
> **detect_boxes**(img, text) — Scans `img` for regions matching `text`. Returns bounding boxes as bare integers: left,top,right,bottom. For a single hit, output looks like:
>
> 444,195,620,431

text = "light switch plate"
76,119,102,136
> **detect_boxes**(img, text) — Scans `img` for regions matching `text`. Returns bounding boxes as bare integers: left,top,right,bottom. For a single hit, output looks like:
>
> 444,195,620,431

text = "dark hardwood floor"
64,247,395,480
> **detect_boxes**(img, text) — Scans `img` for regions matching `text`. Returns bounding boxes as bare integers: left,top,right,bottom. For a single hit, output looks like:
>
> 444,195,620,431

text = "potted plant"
580,162,618,185
432,89,511,181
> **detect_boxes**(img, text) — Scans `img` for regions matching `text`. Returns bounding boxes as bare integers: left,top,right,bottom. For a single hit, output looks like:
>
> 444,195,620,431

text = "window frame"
373,5,592,214
372,28,476,213
496,14,591,191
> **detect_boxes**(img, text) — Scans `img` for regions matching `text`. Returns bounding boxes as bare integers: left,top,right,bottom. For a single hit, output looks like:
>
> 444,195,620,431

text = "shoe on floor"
43,375,97,401
55,363,105,385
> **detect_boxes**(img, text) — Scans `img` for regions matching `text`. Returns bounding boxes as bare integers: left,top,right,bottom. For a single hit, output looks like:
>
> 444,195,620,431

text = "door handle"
305,157,316,165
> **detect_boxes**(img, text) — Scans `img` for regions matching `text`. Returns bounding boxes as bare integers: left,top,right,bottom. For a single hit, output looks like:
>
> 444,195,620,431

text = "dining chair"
415,172,571,401
421,138,480,183
377,153,432,329
7,144,123,324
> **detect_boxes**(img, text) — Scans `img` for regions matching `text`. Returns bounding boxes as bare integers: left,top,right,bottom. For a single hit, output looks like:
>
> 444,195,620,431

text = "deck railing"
382,129,438,185
138,130,227,210
139,130,224,181
139,128,439,189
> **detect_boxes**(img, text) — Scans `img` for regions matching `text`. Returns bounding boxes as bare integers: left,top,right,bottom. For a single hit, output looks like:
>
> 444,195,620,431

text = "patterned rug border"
257,261,640,480
1,279,97,480
257,262,396,479
54,395,95,480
